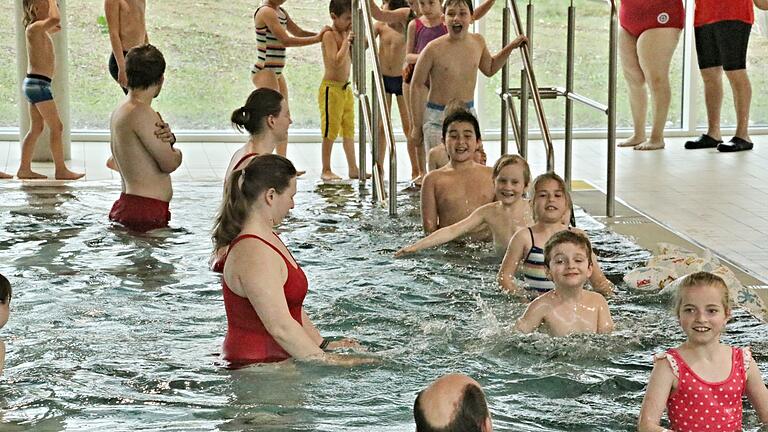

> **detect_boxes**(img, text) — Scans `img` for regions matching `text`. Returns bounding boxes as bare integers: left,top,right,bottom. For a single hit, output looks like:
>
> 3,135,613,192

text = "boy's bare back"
321,29,352,82
110,101,177,202
105,0,147,49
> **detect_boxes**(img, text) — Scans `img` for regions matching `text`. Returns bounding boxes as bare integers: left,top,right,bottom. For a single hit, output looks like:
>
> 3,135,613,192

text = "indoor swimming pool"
0,180,766,431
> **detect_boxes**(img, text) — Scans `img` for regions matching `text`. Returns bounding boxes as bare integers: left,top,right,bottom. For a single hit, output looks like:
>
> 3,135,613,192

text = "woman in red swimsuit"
212,154,372,367
618,0,684,151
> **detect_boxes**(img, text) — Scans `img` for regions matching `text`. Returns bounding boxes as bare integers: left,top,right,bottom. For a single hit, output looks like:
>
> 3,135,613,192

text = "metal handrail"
506,0,554,172
356,93,387,202
355,0,398,216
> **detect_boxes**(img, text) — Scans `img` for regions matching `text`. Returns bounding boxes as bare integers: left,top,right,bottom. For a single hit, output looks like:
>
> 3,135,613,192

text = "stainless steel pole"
354,1,367,184
371,71,380,201
607,0,618,217
565,2,575,188
519,0,533,158
501,6,510,155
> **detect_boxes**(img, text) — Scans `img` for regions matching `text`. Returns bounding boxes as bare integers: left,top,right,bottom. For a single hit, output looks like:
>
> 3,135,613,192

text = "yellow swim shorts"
318,79,355,140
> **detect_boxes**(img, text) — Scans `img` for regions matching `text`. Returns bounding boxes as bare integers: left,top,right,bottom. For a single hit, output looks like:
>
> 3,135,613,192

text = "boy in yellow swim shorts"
318,0,362,181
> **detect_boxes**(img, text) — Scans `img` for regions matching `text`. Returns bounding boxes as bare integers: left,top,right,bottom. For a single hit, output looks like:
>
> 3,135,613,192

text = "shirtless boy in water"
105,0,147,93
515,230,614,337
421,109,493,239
410,0,525,152
109,45,182,232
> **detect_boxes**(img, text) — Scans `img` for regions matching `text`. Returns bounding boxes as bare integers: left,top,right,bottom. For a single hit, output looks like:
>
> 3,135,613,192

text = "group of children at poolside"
5,0,768,429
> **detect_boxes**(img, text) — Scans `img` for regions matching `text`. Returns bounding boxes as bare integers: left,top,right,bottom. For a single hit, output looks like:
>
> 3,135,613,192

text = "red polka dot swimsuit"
660,347,751,432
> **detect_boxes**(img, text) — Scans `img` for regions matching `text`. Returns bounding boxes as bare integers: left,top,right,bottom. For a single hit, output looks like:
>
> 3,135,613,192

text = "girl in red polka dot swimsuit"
637,272,768,432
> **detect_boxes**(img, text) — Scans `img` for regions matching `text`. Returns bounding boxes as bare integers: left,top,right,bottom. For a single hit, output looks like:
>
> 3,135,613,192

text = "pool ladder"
500,0,619,217
352,0,398,216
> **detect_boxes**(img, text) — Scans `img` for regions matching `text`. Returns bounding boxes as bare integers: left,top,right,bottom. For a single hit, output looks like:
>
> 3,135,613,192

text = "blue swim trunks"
22,74,54,104
382,75,403,96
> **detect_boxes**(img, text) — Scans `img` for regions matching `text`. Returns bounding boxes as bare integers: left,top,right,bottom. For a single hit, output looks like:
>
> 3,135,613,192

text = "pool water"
0,180,766,431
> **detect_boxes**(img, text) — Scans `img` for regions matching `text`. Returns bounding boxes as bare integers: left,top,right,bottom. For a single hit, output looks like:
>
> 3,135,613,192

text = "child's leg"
376,92,394,168
725,69,751,141
700,67,724,140
18,103,47,179
635,27,681,150
618,28,647,147
343,136,359,178
394,94,417,178
321,137,340,180
32,100,84,180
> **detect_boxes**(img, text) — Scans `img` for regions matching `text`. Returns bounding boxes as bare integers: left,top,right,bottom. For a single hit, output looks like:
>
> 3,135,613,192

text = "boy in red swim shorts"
109,44,182,232
685,0,762,152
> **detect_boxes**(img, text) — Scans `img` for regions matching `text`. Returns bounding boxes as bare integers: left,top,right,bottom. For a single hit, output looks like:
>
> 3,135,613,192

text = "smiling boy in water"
514,230,614,337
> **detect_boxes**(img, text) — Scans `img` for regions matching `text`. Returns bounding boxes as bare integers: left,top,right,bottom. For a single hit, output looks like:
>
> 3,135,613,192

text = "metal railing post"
607,0,618,217
501,6,510,155
371,71,381,201
508,0,554,171
519,0,534,158
354,1,367,184
564,1,576,189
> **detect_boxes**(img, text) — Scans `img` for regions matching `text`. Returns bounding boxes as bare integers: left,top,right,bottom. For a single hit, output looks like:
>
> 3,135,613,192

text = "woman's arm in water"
396,205,488,256
472,0,495,21
637,357,676,432
497,228,529,299
257,7,328,47
301,310,361,350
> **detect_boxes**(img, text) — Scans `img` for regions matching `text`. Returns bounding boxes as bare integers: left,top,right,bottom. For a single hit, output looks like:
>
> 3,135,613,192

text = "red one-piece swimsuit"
220,233,309,366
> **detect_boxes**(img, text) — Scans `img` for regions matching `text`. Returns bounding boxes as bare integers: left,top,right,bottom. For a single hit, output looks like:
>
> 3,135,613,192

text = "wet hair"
22,0,38,27
492,154,531,186
330,0,352,16
441,108,481,141
388,0,410,10
0,274,11,305
529,172,572,222
413,384,489,432
543,230,593,269
443,0,474,15
212,155,297,249
126,44,166,90
231,88,284,136
673,271,731,317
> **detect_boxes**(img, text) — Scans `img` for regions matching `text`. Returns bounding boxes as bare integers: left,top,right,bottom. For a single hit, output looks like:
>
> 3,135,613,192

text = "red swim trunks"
620,0,684,38
109,193,170,232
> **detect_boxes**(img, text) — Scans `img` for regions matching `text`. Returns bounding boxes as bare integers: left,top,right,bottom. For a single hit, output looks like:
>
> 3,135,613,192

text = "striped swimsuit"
522,228,556,294
253,6,288,75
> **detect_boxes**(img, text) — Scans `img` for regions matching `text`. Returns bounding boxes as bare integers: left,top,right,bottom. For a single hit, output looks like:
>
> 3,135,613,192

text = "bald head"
414,374,492,432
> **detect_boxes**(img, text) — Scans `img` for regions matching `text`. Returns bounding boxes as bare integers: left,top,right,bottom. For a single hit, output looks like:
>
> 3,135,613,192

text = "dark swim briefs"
108,51,130,94
109,192,170,232
383,75,403,96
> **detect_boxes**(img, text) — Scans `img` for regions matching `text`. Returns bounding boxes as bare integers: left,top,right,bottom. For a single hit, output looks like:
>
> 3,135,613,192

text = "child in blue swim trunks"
19,0,83,180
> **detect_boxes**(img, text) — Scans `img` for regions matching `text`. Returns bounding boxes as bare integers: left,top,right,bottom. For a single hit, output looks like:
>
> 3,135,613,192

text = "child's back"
25,10,57,77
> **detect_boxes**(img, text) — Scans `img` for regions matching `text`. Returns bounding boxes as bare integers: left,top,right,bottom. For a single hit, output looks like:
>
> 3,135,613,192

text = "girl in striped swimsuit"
498,172,614,301
251,0,329,157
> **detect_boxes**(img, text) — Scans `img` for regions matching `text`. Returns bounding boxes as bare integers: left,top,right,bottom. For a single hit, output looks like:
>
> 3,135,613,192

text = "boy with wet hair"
409,0,526,152
0,274,11,375
421,109,493,238
109,44,183,232
318,0,363,181
514,230,614,336
104,0,148,93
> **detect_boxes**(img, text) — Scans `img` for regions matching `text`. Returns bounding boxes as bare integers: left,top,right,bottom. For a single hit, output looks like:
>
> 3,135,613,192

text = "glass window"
0,2,16,128
481,0,684,132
